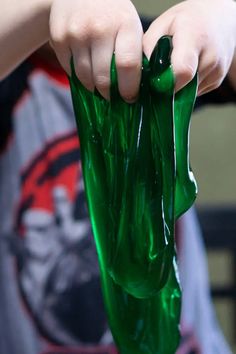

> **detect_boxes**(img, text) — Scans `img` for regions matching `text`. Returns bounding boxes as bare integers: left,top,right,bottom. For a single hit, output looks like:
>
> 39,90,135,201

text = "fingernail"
123,96,138,104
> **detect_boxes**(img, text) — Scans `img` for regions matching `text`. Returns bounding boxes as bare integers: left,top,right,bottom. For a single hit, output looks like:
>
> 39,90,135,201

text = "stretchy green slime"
69,36,198,354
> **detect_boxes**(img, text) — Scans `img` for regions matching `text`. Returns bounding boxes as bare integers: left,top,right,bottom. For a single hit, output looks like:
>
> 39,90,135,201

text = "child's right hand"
49,0,143,101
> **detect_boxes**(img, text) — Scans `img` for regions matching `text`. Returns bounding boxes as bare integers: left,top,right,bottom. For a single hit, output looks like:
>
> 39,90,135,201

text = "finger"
142,13,171,59
49,29,71,75
71,44,94,92
197,47,223,86
91,35,115,100
197,48,229,95
198,71,224,96
197,52,227,95
115,22,143,102
143,13,199,92
198,82,221,96
171,30,199,92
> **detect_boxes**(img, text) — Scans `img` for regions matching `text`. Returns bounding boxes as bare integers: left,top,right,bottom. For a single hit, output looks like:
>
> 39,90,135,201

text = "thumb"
171,30,199,92
142,12,171,60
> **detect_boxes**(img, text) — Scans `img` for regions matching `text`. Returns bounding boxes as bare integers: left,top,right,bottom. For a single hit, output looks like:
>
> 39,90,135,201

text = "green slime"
69,36,198,354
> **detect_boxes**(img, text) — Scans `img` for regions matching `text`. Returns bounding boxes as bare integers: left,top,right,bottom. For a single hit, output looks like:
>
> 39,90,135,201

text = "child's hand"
143,0,236,95
49,0,143,101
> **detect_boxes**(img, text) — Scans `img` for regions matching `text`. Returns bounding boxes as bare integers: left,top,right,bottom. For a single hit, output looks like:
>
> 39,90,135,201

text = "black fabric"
141,16,152,32
196,77,236,108
0,61,33,152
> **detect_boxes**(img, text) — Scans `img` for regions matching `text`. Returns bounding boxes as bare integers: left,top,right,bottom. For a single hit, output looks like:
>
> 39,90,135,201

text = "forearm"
0,0,51,79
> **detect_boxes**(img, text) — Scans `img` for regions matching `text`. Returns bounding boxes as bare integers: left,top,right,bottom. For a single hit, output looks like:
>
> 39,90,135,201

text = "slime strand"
69,36,198,354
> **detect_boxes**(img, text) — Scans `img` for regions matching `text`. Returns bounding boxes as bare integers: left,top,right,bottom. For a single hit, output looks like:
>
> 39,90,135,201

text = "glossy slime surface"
69,36,198,354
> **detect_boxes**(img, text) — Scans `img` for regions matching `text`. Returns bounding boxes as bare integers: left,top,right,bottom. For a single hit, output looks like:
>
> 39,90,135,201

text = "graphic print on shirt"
14,132,109,346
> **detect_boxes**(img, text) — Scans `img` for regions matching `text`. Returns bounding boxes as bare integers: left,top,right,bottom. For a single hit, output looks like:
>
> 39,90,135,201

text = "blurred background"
134,0,236,352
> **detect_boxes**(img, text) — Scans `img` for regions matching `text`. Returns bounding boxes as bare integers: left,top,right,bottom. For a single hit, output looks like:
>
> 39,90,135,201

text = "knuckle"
197,31,210,46
116,55,140,71
172,16,191,32
89,20,109,38
50,26,66,47
67,21,79,39
67,20,88,42
94,74,110,90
